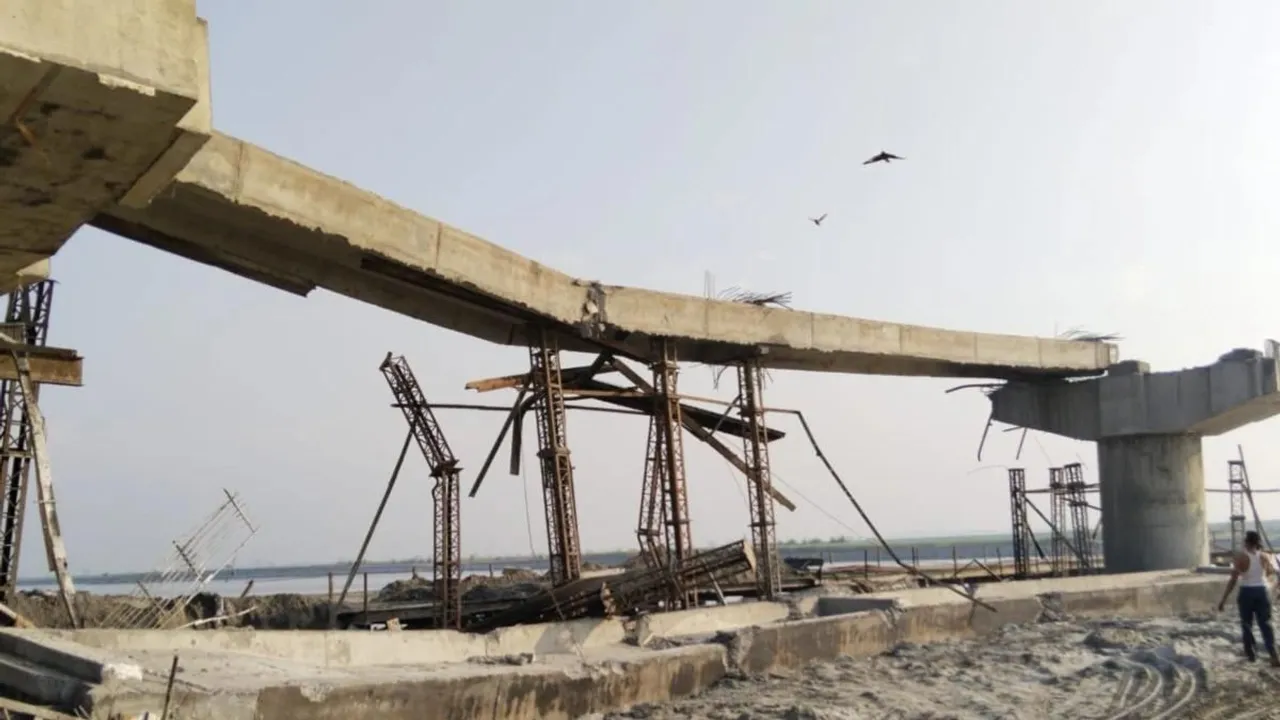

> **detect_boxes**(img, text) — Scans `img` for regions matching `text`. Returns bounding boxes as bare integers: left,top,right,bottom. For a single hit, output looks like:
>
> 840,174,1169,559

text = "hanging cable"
770,407,996,612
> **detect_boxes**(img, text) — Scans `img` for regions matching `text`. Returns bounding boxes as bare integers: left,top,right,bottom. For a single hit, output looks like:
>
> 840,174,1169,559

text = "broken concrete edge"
0,259,51,295
117,17,213,211
3,571,1230,720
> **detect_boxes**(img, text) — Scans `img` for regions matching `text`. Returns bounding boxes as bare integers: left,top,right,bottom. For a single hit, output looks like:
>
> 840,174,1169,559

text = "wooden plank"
0,351,81,387
0,600,33,628
0,695,81,720
465,364,616,393
17,361,79,628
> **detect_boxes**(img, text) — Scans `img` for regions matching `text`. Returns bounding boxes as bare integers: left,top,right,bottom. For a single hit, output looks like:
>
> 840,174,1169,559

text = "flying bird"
809,213,827,227
863,151,904,165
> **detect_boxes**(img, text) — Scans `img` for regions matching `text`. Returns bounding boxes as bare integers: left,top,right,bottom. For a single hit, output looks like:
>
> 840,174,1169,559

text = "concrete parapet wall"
86,646,730,720
485,617,626,656
53,616,627,666
634,601,790,646
0,571,1231,719
736,571,1223,675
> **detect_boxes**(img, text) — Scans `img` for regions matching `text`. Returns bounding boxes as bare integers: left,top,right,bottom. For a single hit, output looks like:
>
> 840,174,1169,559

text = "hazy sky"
25,1,1280,575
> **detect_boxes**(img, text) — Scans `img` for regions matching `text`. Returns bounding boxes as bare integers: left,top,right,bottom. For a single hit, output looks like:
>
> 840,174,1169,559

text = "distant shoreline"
18,521,1266,589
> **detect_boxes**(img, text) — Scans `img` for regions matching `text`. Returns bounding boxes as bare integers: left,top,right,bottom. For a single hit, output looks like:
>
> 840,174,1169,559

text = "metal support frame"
1229,459,1248,553
738,357,780,599
380,354,463,629
1008,468,1031,579
1063,463,1095,573
528,327,582,585
636,415,665,568
1048,467,1067,576
0,281,52,606
653,339,694,607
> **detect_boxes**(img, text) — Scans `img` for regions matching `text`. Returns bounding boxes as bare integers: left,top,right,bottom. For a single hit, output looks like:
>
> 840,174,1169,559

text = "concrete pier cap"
990,342,1280,574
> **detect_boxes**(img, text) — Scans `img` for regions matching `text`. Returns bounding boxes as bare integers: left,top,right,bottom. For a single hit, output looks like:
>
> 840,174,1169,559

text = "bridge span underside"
95,134,1119,378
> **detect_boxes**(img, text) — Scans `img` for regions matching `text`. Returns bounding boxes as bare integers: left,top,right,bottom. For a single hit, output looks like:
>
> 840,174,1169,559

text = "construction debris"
380,353,464,629
468,539,757,631
98,490,257,629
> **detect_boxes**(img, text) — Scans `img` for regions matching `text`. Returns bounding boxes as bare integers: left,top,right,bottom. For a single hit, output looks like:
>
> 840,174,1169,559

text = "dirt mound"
10,590,150,629
375,570,549,605
376,577,434,603
462,581,545,603
7,589,333,631
226,593,330,629
622,549,659,570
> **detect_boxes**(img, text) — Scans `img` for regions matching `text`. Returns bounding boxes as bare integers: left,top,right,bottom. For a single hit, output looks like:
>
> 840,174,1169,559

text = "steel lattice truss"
633,338,695,608
739,358,780,599
527,328,582,586
1064,463,1095,573
636,413,665,569
0,280,53,603
1008,468,1031,579
380,354,463,629
1229,460,1248,553
101,490,257,629
1048,467,1068,577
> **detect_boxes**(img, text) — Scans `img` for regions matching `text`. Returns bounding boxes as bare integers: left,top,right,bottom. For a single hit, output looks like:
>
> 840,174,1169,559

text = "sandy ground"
604,612,1280,720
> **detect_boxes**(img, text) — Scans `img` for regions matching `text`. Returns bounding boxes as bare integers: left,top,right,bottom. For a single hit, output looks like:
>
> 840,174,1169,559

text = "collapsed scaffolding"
100,490,257,629
464,326,797,621
336,353,466,630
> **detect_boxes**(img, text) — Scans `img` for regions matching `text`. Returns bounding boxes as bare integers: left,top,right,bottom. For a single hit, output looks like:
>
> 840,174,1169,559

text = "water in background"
15,540,1033,598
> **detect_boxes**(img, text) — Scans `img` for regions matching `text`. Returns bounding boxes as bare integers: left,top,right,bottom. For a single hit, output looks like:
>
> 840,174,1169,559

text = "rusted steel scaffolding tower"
528,327,582,585
1228,459,1248,552
739,357,780,599
1048,467,1067,576
1063,463,1096,573
635,339,695,608
380,354,463,629
636,414,664,567
0,281,52,602
1008,469,1032,579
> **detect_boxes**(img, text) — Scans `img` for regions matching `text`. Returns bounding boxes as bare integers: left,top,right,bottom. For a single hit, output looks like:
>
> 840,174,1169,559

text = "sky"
21,0,1280,575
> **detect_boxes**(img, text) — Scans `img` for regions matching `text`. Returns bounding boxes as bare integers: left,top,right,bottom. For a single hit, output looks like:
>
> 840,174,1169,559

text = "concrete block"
89,645,729,720
0,629,129,683
634,602,790,646
485,617,626,656
0,653,91,709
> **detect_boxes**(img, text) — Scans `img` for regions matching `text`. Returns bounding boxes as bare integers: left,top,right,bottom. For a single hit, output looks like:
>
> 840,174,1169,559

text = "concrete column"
1097,434,1207,573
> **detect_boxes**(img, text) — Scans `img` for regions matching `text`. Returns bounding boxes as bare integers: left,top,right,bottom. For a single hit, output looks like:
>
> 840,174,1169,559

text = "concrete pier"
1097,434,1206,573
991,350,1280,572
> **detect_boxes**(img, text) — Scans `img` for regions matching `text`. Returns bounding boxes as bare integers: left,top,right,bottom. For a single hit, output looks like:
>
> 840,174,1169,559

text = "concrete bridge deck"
0,0,1119,378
